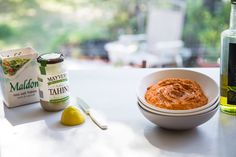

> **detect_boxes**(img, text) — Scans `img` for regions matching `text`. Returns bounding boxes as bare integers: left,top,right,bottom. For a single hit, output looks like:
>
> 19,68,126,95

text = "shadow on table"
144,126,212,156
3,102,78,131
217,112,236,157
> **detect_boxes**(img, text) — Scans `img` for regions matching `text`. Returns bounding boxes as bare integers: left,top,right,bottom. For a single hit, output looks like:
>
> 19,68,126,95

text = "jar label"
38,73,69,103
227,43,236,105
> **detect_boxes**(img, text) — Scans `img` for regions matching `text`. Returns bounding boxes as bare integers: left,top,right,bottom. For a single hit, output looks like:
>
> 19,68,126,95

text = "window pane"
0,0,230,68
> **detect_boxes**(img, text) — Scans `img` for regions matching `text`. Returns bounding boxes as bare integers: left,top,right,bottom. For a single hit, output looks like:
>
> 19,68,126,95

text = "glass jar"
37,53,69,111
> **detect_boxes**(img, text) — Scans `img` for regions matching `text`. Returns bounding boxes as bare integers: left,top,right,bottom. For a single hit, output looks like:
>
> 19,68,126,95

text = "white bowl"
138,97,219,116
137,96,219,115
137,69,219,114
137,101,219,130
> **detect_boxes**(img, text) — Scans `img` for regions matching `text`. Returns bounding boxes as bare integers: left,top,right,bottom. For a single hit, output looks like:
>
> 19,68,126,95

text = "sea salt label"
0,47,39,107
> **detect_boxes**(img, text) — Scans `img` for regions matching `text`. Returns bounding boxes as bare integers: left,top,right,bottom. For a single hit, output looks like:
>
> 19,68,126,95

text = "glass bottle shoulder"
221,29,236,38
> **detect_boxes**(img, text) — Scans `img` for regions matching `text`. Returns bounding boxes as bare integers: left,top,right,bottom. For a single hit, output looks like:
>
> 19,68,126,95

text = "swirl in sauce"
145,78,208,110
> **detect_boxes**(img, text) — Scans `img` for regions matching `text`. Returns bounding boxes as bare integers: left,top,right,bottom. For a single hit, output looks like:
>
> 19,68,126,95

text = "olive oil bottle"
220,0,236,115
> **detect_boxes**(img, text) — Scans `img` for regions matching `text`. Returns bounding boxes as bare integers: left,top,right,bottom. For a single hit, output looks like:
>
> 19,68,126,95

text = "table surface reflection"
0,68,235,157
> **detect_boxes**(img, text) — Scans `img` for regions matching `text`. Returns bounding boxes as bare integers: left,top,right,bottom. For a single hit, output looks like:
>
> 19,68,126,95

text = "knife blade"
77,97,108,130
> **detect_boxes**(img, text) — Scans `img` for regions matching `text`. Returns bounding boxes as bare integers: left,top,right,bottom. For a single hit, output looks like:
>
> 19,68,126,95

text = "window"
0,0,230,68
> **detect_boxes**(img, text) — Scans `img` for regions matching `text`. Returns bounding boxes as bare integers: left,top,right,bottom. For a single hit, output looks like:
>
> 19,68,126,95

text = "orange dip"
145,78,208,110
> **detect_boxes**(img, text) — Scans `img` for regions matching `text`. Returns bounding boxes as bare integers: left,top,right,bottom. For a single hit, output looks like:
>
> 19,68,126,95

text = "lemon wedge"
61,106,85,126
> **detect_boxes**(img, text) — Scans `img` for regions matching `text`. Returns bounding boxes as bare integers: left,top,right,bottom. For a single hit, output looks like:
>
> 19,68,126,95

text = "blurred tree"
0,0,228,63
0,0,147,52
203,0,221,12
0,24,13,39
0,0,39,15
183,0,230,61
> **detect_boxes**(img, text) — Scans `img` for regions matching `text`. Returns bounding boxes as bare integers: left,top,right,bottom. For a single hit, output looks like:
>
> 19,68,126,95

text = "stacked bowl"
136,69,219,130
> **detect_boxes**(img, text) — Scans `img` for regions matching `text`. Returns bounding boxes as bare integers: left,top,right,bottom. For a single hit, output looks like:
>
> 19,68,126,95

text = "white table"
0,68,236,157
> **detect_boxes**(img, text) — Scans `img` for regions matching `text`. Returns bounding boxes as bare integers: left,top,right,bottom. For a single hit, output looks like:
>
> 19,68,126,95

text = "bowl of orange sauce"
137,69,219,114
136,69,219,130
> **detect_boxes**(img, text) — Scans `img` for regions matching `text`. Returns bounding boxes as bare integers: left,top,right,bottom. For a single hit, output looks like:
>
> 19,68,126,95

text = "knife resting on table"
77,97,108,130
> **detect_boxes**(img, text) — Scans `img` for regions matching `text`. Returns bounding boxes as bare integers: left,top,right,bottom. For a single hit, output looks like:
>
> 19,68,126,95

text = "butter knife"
77,97,108,130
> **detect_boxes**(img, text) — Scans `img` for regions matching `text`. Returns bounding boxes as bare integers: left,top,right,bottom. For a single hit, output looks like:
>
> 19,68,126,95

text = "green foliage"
0,0,228,62
0,0,145,52
49,22,110,51
183,0,230,60
0,24,14,39
107,0,147,35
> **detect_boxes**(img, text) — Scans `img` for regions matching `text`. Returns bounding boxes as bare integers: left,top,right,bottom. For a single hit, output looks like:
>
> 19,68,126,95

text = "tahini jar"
37,53,69,111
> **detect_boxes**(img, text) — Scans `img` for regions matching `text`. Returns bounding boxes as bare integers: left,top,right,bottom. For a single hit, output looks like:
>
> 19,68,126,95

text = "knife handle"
88,109,108,130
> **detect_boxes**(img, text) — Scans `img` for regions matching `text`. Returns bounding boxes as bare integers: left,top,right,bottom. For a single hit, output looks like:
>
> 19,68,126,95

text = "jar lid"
37,53,64,66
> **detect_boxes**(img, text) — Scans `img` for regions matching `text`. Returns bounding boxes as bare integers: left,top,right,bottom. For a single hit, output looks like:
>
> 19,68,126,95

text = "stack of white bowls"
136,69,219,130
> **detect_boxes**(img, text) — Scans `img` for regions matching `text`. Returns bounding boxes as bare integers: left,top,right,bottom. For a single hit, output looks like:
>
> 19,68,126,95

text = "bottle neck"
230,4,236,29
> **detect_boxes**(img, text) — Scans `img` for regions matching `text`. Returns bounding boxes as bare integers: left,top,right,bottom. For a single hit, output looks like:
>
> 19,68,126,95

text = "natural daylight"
0,0,235,157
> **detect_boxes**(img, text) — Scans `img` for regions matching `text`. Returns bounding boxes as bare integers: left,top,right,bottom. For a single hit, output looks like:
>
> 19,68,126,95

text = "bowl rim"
137,98,219,117
137,96,218,114
136,69,219,114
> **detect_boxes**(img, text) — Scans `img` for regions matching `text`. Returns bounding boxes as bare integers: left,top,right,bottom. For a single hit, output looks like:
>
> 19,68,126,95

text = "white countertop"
0,68,236,157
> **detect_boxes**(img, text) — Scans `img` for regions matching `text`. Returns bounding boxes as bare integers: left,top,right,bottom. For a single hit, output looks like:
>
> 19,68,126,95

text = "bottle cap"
232,0,236,4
